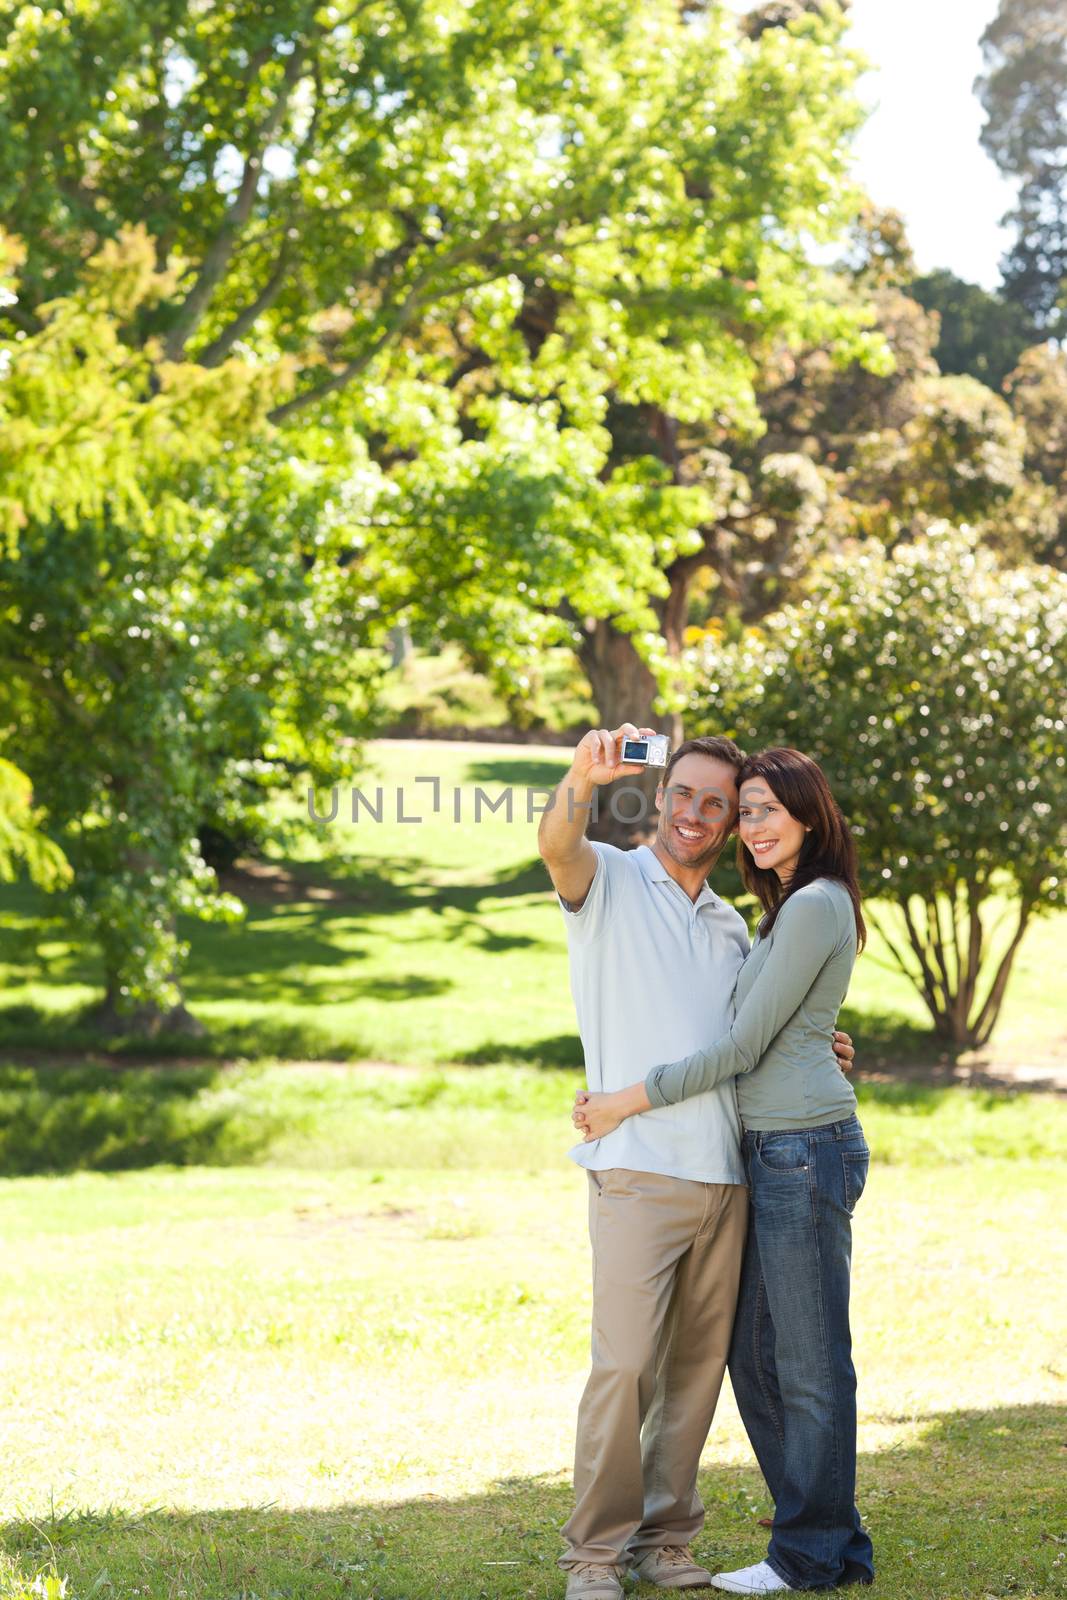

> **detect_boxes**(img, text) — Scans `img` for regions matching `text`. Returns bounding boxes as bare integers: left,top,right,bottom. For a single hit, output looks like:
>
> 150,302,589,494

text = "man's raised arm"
537,722,654,908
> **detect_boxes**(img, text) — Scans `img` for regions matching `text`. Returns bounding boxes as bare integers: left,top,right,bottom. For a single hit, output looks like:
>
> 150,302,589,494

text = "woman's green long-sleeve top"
645,877,859,1131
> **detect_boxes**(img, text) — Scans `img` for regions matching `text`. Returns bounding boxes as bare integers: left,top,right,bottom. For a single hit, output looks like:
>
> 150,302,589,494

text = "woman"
573,748,874,1595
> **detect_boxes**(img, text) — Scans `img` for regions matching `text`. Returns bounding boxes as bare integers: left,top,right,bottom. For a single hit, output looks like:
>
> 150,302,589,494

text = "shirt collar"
635,845,721,909
635,844,671,881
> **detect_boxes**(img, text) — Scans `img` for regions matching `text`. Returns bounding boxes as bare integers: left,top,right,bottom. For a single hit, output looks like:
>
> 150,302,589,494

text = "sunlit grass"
0,750,1061,1598
0,1081,1063,1598
0,741,1062,1070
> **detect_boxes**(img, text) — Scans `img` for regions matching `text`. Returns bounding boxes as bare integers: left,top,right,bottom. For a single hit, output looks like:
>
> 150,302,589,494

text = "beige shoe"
632,1544,713,1588
565,1561,626,1598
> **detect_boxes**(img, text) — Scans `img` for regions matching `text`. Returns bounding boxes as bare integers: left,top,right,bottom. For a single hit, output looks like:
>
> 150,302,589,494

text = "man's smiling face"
654,753,740,872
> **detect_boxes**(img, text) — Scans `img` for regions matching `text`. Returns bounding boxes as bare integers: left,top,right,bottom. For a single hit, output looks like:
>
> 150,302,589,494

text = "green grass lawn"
0,738,1064,1598
0,1074,1064,1600
0,741,1063,1071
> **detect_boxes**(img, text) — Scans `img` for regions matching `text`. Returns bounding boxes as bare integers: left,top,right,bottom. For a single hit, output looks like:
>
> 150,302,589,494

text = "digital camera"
620,734,670,768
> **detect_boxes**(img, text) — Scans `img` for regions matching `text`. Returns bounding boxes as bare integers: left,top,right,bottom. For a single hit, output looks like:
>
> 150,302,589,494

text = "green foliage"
976,0,1067,332
0,758,70,892
1004,341,1067,568
0,0,878,420
0,0,893,952
909,268,1040,391
0,225,285,542
754,279,1065,570
848,372,1028,537
750,286,1039,556
378,643,593,734
689,525,1067,1045
697,274,1066,617
0,1566,68,1600
672,279,1055,725
354,0,886,712
0,231,382,1013
0,0,885,680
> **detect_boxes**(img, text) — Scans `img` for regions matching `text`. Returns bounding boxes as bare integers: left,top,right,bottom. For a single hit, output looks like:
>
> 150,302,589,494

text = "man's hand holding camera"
572,723,663,787
538,723,666,912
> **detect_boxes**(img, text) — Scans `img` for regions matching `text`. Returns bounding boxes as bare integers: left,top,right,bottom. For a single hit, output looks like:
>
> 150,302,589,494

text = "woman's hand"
832,1029,855,1074
573,1081,654,1140
572,1089,626,1142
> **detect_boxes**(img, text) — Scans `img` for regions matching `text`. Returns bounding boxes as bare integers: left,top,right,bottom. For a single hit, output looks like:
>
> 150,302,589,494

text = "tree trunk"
971,898,1035,1047
388,623,413,668
90,986,208,1039
662,560,698,749
575,617,664,848
576,615,659,731
883,887,1035,1050
92,892,207,1038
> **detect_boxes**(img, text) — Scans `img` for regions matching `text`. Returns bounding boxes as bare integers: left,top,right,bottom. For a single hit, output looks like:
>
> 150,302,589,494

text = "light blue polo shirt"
560,842,749,1185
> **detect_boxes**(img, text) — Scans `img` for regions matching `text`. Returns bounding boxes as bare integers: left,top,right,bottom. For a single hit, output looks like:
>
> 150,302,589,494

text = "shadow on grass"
838,1003,950,1069
456,1033,584,1068
840,1009,1067,1094
0,870,1054,1095
0,1065,1057,1177
0,855,555,1028
461,752,571,788
0,1062,275,1176
0,1405,1060,1599
0,853,559,1058
0,1003,377,1065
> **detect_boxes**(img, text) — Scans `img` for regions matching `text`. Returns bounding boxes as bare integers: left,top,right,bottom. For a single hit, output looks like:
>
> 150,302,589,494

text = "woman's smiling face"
738,775,809,883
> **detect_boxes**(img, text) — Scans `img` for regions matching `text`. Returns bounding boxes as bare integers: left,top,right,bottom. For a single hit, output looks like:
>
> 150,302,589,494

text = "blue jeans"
728,1115,874,1590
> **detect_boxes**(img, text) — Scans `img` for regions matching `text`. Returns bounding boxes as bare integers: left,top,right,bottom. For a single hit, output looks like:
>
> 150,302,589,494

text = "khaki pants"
560,1168,748,1569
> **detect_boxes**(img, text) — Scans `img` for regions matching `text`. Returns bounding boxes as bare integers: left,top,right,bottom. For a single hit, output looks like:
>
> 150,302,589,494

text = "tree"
0,0,888,989
845,371,1029,543
0,0,902,864
744,279,1057,569
688,526,1067,1048
1004,341,1067,568
0,228,382,1028
381,0,887,750
0,759,71,894
0,0,875,423
572,277,1034,766
0,233,76,901
909,268,1039,391
976,0,1067,333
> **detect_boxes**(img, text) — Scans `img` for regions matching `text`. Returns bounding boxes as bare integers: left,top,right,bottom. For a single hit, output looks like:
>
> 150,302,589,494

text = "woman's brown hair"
737,747,866,950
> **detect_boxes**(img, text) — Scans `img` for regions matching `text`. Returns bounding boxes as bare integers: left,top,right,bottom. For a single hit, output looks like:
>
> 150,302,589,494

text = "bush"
689,525,1067,1046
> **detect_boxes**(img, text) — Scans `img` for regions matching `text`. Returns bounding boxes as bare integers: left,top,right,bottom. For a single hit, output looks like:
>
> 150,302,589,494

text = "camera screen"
622,740,648,760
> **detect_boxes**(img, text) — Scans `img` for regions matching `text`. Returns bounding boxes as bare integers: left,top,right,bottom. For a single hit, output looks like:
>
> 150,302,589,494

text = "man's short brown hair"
663,735,746,788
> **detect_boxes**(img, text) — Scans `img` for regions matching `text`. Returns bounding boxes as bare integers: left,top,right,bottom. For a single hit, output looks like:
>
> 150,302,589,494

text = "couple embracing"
537,727,874,1597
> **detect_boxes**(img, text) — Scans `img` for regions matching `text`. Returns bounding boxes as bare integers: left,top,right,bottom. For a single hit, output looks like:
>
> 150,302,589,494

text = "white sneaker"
711,1561,794,1594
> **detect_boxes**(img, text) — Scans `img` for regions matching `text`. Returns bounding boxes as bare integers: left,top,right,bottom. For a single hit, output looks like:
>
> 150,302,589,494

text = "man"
538,723,853,1600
